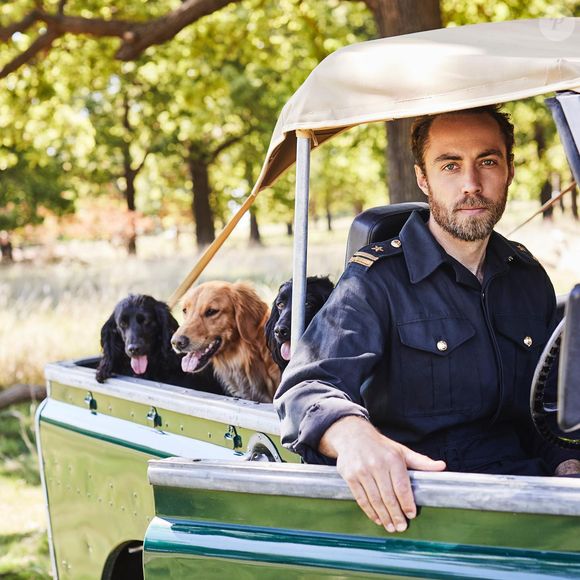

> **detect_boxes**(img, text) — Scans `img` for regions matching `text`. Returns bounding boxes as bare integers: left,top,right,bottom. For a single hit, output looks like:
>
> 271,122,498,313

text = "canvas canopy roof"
253,17,580,194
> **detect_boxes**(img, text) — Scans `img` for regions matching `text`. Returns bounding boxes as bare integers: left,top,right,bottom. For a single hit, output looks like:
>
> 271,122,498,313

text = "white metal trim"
44,359,281,435
148,458,580,517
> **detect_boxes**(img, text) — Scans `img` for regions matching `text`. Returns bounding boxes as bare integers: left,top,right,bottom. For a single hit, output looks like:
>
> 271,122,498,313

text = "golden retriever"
171,281,280,403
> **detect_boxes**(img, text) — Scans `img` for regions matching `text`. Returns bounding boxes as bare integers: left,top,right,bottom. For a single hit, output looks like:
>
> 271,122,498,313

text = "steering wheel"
530,317,580,449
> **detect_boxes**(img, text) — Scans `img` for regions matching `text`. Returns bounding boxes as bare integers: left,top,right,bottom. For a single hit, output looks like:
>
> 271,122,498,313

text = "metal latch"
244,433,283,462
224,425,243,450
84,392,97,413
146,407,162,428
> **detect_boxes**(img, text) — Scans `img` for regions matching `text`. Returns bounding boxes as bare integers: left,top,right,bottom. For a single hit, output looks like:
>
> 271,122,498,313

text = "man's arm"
319,416,445,533
275,266,388,462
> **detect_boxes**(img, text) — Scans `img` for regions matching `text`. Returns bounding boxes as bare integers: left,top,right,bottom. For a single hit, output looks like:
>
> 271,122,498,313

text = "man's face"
414,112,514,242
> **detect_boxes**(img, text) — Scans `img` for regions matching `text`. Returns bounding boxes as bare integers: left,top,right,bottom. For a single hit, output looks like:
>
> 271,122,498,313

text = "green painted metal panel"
144,518,580,579
40,420,154,579
48,380,298,462
143,484,580,579
38,397,253,579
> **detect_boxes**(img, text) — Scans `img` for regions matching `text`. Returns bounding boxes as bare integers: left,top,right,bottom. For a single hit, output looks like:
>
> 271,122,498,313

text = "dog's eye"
276,302,285,311
182,307,187,315
205,308,218,317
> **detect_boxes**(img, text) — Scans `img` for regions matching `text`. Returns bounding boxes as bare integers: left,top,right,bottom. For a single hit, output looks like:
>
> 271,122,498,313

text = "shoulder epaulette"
509,240,539,264
348,238,403,270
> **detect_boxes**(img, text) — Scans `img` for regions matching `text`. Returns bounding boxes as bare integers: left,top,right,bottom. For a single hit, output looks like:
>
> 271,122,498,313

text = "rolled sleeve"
274,266,388,463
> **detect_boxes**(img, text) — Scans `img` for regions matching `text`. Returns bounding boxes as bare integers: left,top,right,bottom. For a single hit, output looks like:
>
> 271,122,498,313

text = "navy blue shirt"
275,211,578,475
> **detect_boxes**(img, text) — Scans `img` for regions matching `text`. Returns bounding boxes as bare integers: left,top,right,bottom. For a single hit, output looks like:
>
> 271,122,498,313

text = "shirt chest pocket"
494,314,549,401
396,317,481,417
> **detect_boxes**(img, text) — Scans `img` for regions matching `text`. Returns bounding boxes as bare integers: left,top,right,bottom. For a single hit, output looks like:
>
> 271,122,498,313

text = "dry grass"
1,206,579,389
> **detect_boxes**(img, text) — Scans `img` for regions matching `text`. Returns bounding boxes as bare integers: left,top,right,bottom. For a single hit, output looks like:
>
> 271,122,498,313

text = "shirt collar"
399,211,522,285
399,210,448,284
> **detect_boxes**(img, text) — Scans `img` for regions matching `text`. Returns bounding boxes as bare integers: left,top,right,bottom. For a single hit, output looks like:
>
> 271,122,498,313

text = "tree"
1,0,439,204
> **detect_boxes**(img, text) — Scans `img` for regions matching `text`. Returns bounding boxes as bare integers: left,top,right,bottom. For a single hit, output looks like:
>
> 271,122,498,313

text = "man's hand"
555,459,580,476
319,416,446,533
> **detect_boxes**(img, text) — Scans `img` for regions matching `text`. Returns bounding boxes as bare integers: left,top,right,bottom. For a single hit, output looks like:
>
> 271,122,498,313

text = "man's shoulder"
347,238,404,271
505,239,541,266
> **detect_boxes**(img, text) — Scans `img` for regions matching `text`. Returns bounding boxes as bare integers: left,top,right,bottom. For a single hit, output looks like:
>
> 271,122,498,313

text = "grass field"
0,203,578,577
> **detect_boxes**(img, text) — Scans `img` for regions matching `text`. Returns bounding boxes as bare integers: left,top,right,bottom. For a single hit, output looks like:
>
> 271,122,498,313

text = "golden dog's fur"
171,281,280,403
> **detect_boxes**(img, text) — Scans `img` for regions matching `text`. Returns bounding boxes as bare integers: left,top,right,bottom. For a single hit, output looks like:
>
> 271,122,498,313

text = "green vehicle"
37,18,580,579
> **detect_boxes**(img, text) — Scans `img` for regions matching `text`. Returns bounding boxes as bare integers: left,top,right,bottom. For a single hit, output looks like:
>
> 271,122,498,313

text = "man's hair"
411,105,515,173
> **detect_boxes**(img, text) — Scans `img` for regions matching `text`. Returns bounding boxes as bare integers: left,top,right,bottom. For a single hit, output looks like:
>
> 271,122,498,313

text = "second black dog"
96,294,222,393
265,276,334,371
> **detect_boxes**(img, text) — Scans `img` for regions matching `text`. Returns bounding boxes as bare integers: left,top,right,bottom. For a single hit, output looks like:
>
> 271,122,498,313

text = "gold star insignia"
372,245,384,252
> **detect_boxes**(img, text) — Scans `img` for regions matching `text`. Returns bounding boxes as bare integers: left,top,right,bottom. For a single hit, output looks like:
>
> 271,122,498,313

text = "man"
274,106,580,534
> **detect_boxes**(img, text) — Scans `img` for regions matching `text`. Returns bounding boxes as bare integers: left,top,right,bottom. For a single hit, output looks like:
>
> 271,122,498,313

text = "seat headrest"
345,202,429,268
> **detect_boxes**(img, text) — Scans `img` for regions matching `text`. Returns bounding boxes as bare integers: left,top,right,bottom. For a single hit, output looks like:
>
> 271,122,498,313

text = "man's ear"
507,157,515,187
414,165,429,197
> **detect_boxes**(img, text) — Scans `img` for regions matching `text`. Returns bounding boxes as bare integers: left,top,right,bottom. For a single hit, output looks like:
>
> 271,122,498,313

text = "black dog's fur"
265,276,334,371
96,294,222,393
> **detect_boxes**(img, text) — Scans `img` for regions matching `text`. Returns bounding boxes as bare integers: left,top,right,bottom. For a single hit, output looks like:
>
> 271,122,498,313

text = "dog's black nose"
274,326,290,340
127,343,141,356
172,335,190,351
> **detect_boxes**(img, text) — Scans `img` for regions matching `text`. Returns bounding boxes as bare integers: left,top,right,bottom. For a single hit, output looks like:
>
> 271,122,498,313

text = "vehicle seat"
345,202,429,268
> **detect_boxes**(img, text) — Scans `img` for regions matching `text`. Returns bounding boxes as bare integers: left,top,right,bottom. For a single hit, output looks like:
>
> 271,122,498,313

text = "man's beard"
427,183,508,242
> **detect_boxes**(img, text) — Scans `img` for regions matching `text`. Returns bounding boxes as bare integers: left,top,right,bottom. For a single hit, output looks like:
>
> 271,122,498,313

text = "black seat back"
345,202,429,267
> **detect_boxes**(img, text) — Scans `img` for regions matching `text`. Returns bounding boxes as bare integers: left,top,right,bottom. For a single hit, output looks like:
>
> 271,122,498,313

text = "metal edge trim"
147,459,580,517
44,360,280,435
35,397,59,580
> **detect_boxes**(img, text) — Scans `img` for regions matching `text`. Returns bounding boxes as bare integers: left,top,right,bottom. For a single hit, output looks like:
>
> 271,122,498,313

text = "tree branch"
0,384,46,410
0,0,241,79
0,30,57,78
0,10,42,42
209,133,246,162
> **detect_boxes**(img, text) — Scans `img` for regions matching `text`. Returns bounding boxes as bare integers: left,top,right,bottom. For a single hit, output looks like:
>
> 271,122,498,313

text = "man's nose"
462,165,482,195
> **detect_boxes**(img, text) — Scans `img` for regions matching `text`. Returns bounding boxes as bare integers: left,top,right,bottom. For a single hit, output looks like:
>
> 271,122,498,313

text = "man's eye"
481,159,497,166
443,162,458,171
276,302,285,311
205,308,218,317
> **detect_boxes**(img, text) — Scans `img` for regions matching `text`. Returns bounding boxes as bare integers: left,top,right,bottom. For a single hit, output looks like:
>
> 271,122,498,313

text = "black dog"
96,294,221,393
265,276,334,371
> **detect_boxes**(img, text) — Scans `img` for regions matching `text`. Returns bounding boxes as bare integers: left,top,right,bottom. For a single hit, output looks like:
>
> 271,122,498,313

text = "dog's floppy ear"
96,312,123,382
232,283,268,344
264,294,280,356
153,299,179,365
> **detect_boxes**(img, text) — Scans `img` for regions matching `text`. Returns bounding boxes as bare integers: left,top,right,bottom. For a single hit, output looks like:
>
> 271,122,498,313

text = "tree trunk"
0,384,46,410
124,171,138,255
540,180,553,220
188,153,215,246
286,222,293,236
249,207,262,246
571,183,578,220
366,0,442,203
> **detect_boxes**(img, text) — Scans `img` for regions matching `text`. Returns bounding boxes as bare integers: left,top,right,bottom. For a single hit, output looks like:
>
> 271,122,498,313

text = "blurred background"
1,0,579,577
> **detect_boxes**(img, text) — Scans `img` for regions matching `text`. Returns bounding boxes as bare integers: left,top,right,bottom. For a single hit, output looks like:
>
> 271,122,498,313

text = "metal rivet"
524,336,533,347
391,239,401,248
507,256,514,262
437,340,448,352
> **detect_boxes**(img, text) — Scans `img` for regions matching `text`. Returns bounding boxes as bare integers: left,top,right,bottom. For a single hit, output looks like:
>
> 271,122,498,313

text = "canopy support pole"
291,131,311,354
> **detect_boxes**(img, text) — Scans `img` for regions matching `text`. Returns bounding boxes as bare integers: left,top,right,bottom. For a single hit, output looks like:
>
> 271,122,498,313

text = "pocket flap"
494,314,548,350
397,317,475,356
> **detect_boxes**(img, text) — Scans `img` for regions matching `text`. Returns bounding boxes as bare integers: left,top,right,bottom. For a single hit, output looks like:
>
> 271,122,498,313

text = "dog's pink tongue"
281,341,291,361
181,352,201,373
131,355,148,375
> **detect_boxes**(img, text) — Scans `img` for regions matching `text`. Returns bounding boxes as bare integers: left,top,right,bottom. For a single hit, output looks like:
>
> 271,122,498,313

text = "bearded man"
274,106,580,534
